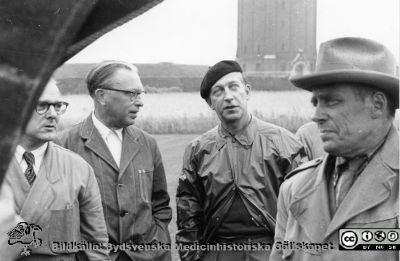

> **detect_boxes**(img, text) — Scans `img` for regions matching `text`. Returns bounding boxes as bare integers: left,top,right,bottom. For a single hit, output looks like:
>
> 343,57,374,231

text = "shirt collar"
335,130,389,172
92,112,123,141
15,143,48,164
218,114,255,146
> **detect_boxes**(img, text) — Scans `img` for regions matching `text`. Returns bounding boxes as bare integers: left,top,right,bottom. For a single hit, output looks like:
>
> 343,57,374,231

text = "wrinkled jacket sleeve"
176,141,204,261
79,164,110,261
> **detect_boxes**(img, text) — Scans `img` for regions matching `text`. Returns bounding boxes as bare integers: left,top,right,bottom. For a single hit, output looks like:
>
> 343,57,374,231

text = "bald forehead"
39,80,63,102
110,68,143,90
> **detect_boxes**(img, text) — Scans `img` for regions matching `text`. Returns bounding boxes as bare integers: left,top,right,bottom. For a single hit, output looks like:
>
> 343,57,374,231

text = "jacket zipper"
238,190,276,232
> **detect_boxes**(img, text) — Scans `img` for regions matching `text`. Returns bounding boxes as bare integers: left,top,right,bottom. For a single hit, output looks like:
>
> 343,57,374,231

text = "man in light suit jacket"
4,79,110,261
57,61,172,261
0,179,24,261
270,37,399,261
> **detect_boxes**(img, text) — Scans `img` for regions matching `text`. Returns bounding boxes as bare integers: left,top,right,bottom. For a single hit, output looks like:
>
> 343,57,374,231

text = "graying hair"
86,60,138,96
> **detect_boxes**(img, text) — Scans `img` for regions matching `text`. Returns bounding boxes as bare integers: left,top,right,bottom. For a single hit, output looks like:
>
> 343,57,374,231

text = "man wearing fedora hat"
176,60,305,261
270,37,399,261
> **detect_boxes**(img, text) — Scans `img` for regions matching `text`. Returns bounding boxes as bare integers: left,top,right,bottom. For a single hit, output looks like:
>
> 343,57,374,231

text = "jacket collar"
80,115,119,172
91,112,123,141
379,125,399,170
8,145,56,223
79,115,141,177
217,115,256,147
290,126,398,241
119,126,141,178
44,142,61,183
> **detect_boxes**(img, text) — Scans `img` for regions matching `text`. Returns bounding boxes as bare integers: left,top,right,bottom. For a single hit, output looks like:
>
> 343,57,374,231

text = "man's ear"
206,97,214,110
370,91,387,119
94,89,106,105
245,83,251,99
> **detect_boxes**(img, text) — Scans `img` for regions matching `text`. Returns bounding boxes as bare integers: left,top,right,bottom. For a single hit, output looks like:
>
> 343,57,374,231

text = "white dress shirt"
92,113,123,168
15,143,48,175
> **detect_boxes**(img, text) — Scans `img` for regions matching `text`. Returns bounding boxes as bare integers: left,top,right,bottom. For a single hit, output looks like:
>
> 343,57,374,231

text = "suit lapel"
324,161,393,238
6,158,30,213
80,116,119,172
119,127,140,179
325,127,399,239
19,145,56,224
289,157,332,243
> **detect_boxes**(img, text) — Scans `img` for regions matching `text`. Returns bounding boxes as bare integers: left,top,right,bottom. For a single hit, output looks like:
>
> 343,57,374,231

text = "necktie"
334,157,367,209
23,151,36,185
106,130,122,168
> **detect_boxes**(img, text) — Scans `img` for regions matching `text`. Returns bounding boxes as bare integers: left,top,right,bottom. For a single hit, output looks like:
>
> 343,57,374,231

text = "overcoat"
57,115,172,261
5,142,109,261
270,126,399,261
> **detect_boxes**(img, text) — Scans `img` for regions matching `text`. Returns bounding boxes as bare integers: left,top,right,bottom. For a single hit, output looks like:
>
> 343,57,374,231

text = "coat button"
120,210,128,217
117,184,123,188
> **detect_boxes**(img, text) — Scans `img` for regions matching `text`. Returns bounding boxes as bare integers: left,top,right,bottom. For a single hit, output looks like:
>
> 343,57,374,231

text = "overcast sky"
67,0,399,65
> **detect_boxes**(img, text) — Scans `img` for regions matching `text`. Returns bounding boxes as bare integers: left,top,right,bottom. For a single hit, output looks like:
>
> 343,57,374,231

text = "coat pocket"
49,203,80,254
138,168,154,203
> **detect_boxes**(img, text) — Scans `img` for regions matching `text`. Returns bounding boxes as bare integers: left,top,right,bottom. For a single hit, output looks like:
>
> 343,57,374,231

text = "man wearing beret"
270,37,399,261
176,60,305,261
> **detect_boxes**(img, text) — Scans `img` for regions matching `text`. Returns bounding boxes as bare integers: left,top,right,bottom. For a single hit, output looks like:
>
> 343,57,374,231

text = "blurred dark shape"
0,0,163,187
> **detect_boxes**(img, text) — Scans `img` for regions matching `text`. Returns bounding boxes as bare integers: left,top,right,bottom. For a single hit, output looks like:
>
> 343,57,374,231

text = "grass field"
154,134,197,261
60,91,314,134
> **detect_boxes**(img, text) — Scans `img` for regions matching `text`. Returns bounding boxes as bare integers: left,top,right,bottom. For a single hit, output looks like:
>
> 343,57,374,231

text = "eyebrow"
38,98,65,103
212,80,240,88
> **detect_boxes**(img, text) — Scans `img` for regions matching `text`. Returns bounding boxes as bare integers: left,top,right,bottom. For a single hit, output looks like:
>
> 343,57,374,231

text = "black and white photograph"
0,0,398,260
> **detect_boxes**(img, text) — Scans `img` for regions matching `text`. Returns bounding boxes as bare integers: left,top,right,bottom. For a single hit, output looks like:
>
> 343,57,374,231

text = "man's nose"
311,103,327,124
223,88,234,101
45,105,58,118
134,96,144,107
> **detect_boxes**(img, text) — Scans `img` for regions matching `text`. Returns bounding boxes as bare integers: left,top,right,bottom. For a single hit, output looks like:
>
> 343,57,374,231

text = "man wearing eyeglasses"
4,79,110,260
57,61,172,261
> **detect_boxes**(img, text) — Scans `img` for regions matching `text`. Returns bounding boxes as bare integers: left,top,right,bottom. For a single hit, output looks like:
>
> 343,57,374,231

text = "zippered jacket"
176,116,304,261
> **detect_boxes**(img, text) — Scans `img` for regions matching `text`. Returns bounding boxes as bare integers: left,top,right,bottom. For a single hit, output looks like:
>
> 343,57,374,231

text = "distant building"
236,0,317,75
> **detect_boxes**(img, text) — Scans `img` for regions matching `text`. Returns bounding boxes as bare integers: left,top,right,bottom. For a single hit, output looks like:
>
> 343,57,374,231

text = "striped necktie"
23,151,36,185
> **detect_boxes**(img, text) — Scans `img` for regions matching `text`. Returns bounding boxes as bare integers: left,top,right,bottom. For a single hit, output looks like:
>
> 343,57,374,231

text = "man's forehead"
311,83,355,97
39,80,63,102
211,72,243,88
111,68,143,90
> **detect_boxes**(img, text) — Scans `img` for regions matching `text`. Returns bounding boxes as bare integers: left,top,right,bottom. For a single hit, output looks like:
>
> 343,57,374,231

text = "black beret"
200,60,243,99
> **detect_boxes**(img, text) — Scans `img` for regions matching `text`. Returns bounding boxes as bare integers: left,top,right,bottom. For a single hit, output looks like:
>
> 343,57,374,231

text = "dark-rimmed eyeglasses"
36,102,69,115
99,87,145,101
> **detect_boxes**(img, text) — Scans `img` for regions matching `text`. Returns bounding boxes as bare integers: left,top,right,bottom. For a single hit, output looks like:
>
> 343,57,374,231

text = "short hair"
86,60,138,96
353,84,396,118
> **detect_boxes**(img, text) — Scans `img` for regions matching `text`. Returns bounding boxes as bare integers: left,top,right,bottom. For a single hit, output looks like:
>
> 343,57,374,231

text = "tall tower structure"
236,0,317,74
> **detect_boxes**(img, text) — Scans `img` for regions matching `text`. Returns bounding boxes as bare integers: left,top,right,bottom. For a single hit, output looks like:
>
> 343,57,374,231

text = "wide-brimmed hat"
290,37,399,107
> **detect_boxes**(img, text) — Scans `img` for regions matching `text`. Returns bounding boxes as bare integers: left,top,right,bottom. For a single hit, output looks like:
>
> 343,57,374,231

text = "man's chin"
220,113,242,123
126,118,136,126
322,141,346,156
39,134,56,143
